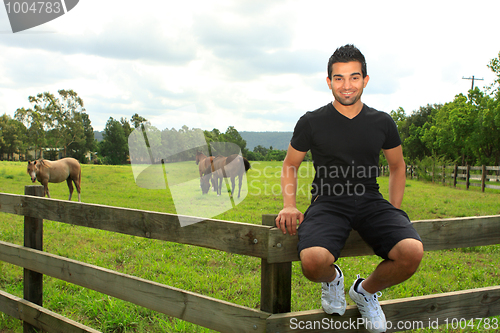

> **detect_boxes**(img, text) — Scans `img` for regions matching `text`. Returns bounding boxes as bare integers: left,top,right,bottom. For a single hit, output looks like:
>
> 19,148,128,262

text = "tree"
253,145,269,157
401,104,440,163
99,117,129,164
131,113,149,129
419,95,477,165
467,89,500,165
203,128,222,152
390,107,406,126
144,125,162,163
45,90,88,157
121,117,133,138
0,115,5,153
0,114,27,160
265,149,287,161
203,126,247,156
222,126,248,156
487,51,500,96
15,106,47,158
246,151,264,161
68,113,96,162
16,90,92,160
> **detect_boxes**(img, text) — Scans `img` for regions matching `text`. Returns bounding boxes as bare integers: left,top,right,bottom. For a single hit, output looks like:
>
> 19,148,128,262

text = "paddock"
0,185,499,332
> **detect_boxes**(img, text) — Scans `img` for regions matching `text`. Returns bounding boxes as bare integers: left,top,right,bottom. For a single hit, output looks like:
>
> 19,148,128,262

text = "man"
275,44,423,333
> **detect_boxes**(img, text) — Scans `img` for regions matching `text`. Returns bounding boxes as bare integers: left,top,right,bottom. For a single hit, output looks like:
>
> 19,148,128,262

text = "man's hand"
275,206,304,236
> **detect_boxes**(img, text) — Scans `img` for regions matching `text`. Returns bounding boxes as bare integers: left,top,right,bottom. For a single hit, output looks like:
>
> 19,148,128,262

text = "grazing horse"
27,158,81,201
196,151,215,191
206,154,251,199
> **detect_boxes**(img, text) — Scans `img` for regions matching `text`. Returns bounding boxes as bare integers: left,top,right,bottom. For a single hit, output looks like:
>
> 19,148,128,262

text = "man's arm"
275,144,307,235
383,145,406,209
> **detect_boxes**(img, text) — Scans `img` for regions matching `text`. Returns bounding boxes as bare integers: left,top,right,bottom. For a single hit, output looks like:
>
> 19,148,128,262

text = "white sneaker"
349,275,387,333
321,265,346,315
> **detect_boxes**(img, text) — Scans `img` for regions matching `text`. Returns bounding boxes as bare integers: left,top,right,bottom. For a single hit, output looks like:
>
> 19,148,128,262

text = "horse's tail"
243,157,251,172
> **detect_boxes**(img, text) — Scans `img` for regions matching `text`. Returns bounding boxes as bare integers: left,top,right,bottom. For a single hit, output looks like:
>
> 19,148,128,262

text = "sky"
0,0,499,133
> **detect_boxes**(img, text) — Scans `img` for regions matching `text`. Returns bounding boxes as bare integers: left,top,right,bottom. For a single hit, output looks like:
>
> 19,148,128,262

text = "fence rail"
1,186,500,332
401,164,500,192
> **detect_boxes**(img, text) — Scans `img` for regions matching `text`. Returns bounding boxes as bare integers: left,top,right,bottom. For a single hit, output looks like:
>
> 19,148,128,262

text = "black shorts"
297,191,422,260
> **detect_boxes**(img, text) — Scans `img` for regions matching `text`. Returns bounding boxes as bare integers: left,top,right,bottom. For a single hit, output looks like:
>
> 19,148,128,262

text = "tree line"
104,117,252,165
0,90,94,162
390,51,500,167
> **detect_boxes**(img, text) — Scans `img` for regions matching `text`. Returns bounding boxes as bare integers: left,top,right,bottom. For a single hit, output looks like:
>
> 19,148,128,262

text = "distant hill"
93,130,292,151
240,131,292,151
94,131,103,142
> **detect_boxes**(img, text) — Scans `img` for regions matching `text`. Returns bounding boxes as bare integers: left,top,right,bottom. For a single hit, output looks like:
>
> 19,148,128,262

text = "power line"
462,75,484,90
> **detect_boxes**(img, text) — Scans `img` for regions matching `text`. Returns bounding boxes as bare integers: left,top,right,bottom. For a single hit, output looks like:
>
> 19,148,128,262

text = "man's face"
327,61,369,107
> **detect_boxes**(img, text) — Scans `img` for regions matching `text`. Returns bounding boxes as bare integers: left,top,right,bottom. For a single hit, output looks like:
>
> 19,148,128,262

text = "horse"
196,151,215,191
204,154,251,198
27,157,81,202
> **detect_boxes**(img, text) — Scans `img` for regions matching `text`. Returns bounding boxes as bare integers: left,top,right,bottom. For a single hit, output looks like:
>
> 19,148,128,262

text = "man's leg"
300,246,347,315
357,238,423,294
347,239,422,333
300,246,337,282
296,196,353,316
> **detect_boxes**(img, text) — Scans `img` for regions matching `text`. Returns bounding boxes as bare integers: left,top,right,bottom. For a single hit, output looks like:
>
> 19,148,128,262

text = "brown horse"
27,158,81,201
196,151,215,192
205,154,251,198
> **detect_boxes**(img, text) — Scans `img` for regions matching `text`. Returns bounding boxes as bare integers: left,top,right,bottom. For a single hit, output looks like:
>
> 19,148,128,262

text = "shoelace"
364,291,383,316
323,281,342,305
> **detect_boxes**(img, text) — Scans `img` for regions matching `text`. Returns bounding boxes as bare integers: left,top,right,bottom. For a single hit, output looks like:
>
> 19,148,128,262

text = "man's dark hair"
327,44,367,79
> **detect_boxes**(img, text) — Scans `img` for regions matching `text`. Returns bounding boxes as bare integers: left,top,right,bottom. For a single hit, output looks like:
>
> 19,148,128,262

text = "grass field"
0,160,499,333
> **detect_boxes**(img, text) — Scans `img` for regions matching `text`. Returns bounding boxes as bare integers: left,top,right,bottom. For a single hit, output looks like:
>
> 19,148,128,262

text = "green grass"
0,160,500,332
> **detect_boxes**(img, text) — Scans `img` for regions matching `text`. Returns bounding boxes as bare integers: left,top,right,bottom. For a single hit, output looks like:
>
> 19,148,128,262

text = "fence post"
431,161,435,183
260,214,292,314
466,165,471,190
23,185,44,333
481,165,487,192
442,165,446,185
453,164,458,188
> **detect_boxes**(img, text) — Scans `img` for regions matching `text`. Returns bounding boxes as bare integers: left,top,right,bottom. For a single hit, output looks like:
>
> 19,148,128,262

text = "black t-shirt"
290,103,401,196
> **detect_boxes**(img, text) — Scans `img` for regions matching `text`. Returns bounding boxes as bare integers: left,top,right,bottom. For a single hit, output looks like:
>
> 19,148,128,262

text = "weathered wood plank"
267,227,373,263
0,241,269,333
416,215,500,250
0,290,101,333
456,181,500,189
266,285,500,333
260,214,291,314
0,193,270,259
0,289,18,319
0,192,22,215
266,215,500,263
4,194,499,264
23,186,44,333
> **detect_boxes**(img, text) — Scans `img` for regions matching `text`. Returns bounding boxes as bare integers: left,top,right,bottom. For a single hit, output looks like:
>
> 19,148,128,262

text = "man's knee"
389,238,424,276
300,247,336,282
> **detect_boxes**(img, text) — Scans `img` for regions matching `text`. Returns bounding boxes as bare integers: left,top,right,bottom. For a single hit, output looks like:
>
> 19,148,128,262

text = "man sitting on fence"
275,44,424,333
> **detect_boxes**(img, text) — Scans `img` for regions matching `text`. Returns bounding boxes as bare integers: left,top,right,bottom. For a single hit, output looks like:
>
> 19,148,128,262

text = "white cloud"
0,0,499,133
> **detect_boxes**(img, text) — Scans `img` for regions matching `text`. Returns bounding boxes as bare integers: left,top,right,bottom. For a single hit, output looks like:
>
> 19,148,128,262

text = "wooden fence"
381,164,500,192
1,185,500,332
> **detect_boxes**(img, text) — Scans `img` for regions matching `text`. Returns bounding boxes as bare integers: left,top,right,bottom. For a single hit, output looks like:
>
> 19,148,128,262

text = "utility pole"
462,75,484,90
